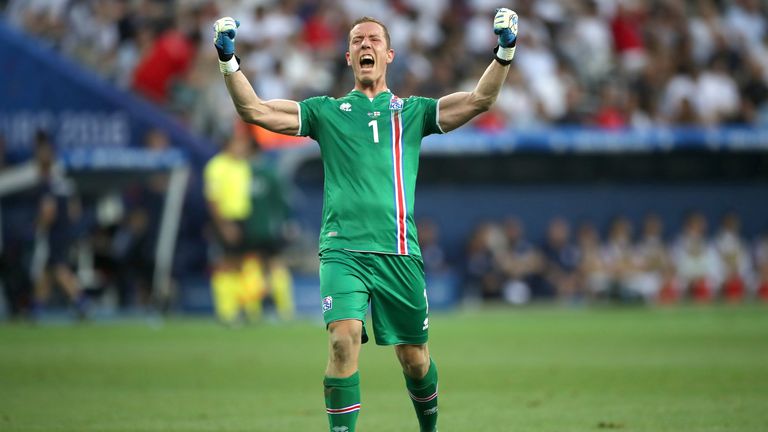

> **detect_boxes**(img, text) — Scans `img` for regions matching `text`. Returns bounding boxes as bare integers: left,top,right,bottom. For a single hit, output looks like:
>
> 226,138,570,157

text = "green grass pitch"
1,305,767,431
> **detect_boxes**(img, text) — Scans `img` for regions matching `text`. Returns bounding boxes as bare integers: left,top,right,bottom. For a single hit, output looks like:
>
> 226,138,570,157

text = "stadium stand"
1,1,767,319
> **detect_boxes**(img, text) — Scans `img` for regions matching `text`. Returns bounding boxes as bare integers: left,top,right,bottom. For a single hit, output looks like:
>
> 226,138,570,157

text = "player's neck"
354,79,390,99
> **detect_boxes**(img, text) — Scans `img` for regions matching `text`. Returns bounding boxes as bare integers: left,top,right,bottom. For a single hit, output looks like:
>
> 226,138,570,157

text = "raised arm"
437,9,518,133
214,17,300,136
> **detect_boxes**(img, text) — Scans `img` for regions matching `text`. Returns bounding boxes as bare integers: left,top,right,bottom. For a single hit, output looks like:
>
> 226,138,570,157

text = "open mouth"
360,54,375,70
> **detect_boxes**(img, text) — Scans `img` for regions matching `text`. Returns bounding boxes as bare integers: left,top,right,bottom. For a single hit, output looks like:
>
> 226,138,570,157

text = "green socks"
323,363,438,432
404,359,439,432
324,372,360,432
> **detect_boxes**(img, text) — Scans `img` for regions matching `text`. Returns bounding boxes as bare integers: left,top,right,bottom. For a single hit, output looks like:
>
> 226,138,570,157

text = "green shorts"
319,249,429,346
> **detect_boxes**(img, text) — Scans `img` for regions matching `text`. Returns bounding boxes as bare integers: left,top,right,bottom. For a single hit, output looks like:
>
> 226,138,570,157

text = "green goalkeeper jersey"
298,90,444,257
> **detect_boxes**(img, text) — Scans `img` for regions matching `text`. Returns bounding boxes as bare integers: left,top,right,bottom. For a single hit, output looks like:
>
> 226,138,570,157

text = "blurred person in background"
632,213,676,303
204,133,252,325
110,128,172,311
498,217,543,304
732,57,768,125
0,133,33,319
562,0,614,87
672,211,723,302
131,3,196,104
592,82,628,129
28,130,87,319
576,220,609,300
601,216,640,302
416,217,450,276
724,0,766,51
212,7,518,431
464,222,505,301
754,231,768,302
610,0,647,76
110,206,154,310
714,212,753,302
241,141,295,322
541,217,580,301
3,0,767,131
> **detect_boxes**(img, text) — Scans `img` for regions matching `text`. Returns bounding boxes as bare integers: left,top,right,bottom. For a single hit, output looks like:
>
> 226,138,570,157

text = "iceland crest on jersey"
389,95,403,111
322,296,333,313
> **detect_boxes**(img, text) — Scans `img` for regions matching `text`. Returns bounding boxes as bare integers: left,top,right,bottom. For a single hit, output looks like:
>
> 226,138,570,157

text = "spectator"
5,0,767,131
724,0,766,50
754,232,768,301
463,222,504,301
111,207,154,309
697,54,741,124
28,131,87,319
417,217,449,275
632,213,676,303
714,212,753,302
0,133,33,319
563,0,614,86
661,60,704,125
688,0,726,67
540,217,580,301
602,216,639,301
610,0,647,76
592,83,627,129
577,220,609,298
132,16,195,103
497,217,543,304
672,212,723,302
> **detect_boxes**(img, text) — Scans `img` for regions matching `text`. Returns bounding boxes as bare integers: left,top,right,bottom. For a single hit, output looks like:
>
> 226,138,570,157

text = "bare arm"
437,60,510,133
437,8,517,132
224,70,300,136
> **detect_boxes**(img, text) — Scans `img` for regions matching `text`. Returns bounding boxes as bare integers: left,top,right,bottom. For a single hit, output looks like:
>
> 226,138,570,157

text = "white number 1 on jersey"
368,120,379,143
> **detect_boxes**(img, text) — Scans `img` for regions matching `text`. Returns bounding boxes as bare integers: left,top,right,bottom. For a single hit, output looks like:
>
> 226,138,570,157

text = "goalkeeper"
213,8,518,432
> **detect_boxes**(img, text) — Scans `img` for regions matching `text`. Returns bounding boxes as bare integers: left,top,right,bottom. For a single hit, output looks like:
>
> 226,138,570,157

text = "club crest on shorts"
322,296,333,313
389,95,403,111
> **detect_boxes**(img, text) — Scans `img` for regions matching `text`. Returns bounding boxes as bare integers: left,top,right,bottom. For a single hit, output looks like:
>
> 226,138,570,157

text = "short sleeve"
298,96,329,139
412,96,444,137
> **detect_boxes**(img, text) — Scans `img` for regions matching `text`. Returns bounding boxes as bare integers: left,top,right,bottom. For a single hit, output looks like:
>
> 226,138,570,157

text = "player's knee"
397,345,430,379
330,338,351,365
328,322,361,368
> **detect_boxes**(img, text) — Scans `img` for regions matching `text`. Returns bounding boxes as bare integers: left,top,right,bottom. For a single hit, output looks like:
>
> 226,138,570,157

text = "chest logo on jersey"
367,111,381,118
339,102,352,112
389,95,403,111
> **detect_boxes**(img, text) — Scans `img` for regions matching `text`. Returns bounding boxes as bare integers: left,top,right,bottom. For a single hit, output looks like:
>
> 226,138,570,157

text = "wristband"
219,55,240,75
493,45,515,66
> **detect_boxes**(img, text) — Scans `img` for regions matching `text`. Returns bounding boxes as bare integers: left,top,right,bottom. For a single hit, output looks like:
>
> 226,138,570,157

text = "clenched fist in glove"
213,17,240,74
493,8,518,65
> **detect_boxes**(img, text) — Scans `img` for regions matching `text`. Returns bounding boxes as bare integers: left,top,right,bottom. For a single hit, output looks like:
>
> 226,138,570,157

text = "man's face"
346,22,394,86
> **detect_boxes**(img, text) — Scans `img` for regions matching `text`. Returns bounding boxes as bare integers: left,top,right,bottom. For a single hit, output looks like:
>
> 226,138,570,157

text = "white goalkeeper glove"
493,8,518,65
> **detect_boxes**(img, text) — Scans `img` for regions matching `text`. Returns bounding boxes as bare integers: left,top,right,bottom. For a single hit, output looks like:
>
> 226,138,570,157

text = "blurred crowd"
3,0,768,144
419,212,768,305
0,127,179,319
2,0,768,318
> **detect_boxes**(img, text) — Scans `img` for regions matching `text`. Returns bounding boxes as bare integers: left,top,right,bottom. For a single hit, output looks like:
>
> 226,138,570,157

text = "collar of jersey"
348,89,392,100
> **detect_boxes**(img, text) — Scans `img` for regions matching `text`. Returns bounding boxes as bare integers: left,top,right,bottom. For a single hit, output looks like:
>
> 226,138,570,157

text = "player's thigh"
370,255,429,346
319,251,370,326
